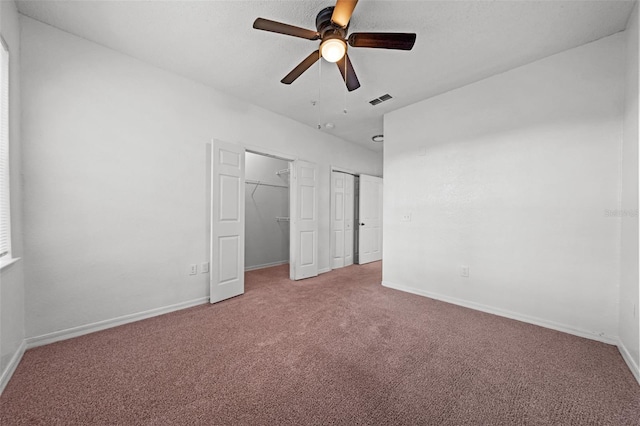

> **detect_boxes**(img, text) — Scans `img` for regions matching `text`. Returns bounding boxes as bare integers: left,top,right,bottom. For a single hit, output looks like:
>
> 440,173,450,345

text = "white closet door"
210,140,245,303
290,160,318,280
332,172,355,269
358,174,383,264
344,173,355,266
331,171,345,269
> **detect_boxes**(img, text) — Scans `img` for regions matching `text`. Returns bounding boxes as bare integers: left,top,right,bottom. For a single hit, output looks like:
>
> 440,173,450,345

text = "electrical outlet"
460,266,469,278
201,262,209,273
189,264,197,275
401,212,412,222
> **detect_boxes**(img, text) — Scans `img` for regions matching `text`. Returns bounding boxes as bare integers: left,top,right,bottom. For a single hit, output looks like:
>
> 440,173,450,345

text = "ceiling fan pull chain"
343,58,348,114
317,50,322,129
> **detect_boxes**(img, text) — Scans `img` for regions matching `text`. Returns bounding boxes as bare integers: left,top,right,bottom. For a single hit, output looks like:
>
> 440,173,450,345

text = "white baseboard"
26,297,209,349
381,281,618,345
244,262,329,275
245,260,288,272
617,339,640,385
0,339,26,395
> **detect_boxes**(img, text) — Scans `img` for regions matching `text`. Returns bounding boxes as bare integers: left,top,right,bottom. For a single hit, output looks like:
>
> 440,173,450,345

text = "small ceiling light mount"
325,122,335,129
372,134,384,143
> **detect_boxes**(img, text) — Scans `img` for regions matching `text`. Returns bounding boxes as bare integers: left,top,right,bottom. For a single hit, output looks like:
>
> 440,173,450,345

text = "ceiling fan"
253,0,416,92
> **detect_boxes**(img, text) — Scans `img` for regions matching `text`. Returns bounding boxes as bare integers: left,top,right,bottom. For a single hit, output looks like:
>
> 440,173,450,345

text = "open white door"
344,173,355,266
331,171,355,269
331,172,346,269
357,174,383,264
210,140,245,303
290,160,318,280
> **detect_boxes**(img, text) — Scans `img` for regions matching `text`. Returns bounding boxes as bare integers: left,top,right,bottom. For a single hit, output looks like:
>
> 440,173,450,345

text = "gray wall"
383,33,625,342
619,1,639,379
20,16,382,339
0,0,25,390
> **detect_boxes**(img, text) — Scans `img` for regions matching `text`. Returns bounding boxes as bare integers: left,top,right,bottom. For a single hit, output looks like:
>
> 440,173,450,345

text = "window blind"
0,38,10,259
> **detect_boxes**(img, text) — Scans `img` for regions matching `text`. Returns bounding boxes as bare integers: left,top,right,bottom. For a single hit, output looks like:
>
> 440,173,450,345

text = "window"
0,37,11,263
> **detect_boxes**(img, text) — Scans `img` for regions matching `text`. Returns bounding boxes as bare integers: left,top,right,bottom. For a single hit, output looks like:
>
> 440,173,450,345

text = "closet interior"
245,151,291,271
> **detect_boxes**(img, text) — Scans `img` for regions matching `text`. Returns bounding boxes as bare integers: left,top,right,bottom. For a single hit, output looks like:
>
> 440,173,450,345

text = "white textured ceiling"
16,0,636,152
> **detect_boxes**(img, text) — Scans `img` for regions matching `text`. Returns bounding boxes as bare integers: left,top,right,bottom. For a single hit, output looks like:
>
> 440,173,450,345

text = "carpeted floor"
1,262,639,425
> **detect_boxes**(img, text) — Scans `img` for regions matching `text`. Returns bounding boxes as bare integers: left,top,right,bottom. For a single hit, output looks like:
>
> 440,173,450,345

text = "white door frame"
213,144,318,283
244,150,320,280
330,166,383,269
244,149,300,280
245,149,320,280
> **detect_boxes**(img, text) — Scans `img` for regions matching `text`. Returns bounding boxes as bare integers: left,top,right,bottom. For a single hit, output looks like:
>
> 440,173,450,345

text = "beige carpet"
1,262,639,425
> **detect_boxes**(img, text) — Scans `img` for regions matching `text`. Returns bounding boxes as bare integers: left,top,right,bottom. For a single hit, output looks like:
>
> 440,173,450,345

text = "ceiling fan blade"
331,0,358,28
348,33,417,50
281,50,320,85
253,18,320,40
336,53,360,92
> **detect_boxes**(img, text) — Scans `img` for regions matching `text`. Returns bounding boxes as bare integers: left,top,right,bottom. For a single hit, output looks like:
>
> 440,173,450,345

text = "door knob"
360,223,365,226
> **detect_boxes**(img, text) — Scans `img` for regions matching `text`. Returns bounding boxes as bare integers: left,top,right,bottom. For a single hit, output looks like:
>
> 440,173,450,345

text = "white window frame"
0,35,15,269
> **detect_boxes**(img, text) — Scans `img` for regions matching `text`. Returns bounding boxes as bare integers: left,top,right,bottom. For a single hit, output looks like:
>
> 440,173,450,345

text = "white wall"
383,33,625,342
20,17,382,339
619,1,640,381
0,0,25,392
245,152,289,270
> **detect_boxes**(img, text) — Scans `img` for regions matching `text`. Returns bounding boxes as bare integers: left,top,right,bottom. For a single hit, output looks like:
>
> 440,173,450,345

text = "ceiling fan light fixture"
320,37,347,63
253,0,416,92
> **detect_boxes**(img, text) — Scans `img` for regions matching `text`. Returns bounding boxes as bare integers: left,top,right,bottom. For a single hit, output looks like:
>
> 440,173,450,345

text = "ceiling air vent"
369,93,393,106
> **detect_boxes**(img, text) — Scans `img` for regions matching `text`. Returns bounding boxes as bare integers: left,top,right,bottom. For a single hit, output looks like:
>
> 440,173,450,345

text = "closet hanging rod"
245,179,289,189
276,217,290,222
276,168,290,176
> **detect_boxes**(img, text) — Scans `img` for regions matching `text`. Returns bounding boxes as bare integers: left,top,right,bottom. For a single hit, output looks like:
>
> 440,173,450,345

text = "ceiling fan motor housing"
316,6,347,39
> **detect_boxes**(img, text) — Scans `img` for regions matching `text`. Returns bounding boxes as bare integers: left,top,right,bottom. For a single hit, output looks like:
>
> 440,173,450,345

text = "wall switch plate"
189,264,197,275
460,266,469,277
201,262,209,273
401,212,412,222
